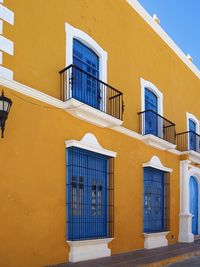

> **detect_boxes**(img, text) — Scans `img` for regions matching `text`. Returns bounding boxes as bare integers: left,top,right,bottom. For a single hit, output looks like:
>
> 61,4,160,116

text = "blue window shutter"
189,119,197,150
72,39,100,108
67,147,109,241
145,88,158,135
143,167,165,233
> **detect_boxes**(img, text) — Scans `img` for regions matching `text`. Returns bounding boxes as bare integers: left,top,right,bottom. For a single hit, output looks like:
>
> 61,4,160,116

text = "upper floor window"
72,39,100,109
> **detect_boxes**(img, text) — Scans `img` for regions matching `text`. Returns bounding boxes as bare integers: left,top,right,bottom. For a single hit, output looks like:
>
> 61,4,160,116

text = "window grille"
66,147,114,241
143,167,170,233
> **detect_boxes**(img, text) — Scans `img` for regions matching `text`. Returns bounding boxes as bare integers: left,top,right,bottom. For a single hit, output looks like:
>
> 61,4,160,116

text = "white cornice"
126,0,200,79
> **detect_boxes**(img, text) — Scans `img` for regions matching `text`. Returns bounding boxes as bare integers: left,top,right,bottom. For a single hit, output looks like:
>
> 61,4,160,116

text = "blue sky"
138,0,200,70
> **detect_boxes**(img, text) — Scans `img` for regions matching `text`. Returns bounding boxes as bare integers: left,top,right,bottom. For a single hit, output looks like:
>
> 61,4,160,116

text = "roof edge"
126,0,200,79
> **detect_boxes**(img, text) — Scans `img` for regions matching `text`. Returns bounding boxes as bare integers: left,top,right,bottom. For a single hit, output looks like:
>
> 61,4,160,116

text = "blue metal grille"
66,147,114,241
143,167,170,233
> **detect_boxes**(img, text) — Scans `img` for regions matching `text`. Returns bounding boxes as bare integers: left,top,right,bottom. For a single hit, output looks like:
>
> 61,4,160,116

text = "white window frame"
65,23,108,111
140,78,163,135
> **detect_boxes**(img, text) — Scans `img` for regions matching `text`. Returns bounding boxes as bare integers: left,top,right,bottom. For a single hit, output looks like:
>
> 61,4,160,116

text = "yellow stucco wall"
0,89,180,267
0,0,199,266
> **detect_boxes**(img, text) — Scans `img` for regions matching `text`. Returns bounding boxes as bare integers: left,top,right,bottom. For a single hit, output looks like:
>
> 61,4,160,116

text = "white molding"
0,19,3,34
65,23,107,83
67,238,113,262
143,231,169,249
0,4,14,25
65,133,117,158
181,150,200,165
113,125,143,141
0,66,13,80
143,155,172,173
0,35,14,55
126,0,200,79
141,78,163,115
186,112,200,134
0,1,3,3
62,98,122,128
142,134,176,151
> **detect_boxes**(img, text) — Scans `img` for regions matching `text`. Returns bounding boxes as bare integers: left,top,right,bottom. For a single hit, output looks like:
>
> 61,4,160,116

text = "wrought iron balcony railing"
177,131,200,153
138,110,176,144
59,64,124,120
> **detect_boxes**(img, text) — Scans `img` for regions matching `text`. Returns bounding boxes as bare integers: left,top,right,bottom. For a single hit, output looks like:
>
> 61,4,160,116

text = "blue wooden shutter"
143,167,165,233
189,119,197,151
73,39,100,108
145,88,158,135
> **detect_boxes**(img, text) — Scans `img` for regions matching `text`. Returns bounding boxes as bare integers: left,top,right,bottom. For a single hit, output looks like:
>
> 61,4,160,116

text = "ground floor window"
143,167,170,233
66,147,114,241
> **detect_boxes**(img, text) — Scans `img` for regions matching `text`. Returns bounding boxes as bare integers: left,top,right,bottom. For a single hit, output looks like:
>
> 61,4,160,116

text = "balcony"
177,131,200,163
138,110,176,150
59,64,124,128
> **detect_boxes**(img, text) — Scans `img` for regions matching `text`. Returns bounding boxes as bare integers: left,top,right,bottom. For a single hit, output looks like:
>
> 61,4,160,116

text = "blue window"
73,39,100,109
66,147,113,241
143,167,165,233
189,119,197,151
145,88,158,136
190,176,198,235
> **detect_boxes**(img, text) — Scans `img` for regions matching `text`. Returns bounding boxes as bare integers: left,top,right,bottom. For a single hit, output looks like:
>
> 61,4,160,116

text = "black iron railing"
138,110,176,144
60,64,124,120
177,131,200,152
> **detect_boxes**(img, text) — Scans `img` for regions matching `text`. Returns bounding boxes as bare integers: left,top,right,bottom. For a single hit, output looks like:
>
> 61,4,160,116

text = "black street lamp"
0,90,12,138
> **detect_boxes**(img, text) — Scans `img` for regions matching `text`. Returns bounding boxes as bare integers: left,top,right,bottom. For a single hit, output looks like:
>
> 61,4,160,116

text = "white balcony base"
143,231,169,249
142,134,176,151
63,98,123,128
67,238,113,262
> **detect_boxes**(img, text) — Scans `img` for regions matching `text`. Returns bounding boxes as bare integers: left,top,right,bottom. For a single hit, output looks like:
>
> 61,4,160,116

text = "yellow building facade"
0,0,200,266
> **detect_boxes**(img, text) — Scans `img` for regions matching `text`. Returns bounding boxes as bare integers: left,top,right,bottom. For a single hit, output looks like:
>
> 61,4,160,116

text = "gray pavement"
166,256,200,266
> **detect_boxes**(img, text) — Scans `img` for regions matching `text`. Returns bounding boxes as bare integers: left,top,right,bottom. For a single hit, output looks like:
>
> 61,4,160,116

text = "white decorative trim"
126,0,200,79
141,78,163,115
186,112,200,134
0,1,3,3
142,134,176,151
62,98,122,128
67,238,113,262
0,66,13,80
0,35,14,55
143,156,172,173
143,232,169,249
65,133,117,158
65,23,107,83
0,51,2,64
0,19,3,34
0,4,14,25
0,77,182,156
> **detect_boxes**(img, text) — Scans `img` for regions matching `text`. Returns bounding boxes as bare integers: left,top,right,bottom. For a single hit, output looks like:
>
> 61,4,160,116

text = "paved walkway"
166,255,200,266
48,240,200,267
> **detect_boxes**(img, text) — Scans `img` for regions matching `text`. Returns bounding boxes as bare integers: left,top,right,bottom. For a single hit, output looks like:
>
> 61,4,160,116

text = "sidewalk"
49,240,200,267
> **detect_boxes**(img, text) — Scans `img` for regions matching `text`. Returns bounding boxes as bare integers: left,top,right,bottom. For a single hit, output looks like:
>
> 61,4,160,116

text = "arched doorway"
189,176,198,235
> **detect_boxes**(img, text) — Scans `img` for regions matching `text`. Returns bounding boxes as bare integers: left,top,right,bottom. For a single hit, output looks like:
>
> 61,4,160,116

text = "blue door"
145,88,158,136
67,147,108,240
143,167,164,233
190,176,198,235
189,119,197,151
73,39,100,109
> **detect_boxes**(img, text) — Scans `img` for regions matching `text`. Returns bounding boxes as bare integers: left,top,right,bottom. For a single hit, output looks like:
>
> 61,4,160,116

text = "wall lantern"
0,90,12,138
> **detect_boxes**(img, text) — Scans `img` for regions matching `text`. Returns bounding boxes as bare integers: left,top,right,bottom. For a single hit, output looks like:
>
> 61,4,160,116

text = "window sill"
63,98,123,128
143,231,169,249
142,134,176,151
66,238,114,262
